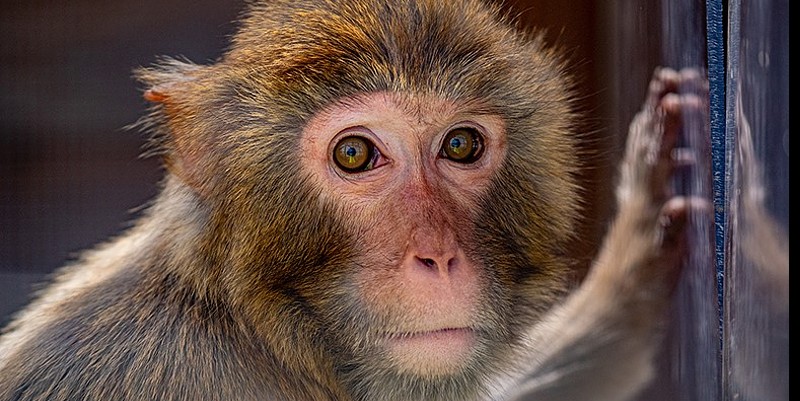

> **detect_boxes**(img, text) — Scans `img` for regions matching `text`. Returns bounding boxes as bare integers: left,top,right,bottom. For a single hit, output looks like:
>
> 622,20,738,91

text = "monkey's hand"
605,67,707,300
503,68,707,401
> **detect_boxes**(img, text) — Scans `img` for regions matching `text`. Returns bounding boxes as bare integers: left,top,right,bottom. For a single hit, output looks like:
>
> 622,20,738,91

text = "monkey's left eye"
440,127,484,163
333,136,379,172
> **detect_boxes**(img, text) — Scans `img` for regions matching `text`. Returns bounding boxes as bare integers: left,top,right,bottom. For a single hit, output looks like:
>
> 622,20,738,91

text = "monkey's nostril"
420,258,436,268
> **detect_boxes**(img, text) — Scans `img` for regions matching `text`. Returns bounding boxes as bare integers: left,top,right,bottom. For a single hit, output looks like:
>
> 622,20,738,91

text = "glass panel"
611,2,719,401
724,0,790,400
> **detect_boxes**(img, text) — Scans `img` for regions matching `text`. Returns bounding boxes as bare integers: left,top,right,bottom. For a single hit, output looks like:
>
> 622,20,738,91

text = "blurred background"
1,0,242,320
0,1,788,401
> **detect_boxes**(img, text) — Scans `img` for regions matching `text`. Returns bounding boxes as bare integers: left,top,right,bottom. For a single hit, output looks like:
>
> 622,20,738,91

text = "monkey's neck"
132,176,223,296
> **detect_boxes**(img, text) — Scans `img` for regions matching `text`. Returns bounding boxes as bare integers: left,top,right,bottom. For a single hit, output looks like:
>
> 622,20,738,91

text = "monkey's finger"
679,93,709,147
659,197,689,242
658,92,705,151
677,68,709,96
671,148,697,169
645,68,681,109
658,93,683,155
654,92,707,190
667,148,698,198
653,196,691,292
648,93,682,199
659,196,710,247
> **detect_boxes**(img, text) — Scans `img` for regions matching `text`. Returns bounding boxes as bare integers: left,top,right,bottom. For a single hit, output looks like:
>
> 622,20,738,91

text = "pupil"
450,137,463,150
346,146,358,157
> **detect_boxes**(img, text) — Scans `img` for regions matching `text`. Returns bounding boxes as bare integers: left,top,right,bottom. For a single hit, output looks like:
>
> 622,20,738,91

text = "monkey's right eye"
333,136,378,172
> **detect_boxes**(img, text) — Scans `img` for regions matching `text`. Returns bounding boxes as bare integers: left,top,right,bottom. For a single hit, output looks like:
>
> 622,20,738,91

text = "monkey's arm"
504,68,705,401
506,199,688,401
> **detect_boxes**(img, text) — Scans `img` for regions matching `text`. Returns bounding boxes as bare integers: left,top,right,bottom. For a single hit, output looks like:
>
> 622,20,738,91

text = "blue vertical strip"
705,0,726,360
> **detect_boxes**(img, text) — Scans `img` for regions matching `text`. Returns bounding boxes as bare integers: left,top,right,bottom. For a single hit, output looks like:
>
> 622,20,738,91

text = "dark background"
0,0,640,327
1,0,243,323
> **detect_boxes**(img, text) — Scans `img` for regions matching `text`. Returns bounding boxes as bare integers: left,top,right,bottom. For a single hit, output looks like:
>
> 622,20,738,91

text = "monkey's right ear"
135,61,213,197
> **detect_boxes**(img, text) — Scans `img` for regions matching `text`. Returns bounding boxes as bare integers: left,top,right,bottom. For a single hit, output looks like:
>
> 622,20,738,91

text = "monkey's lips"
385,328,476,374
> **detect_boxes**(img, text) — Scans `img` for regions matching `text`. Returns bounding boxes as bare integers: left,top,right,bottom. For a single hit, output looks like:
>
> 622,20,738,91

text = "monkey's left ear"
143,86,170,103
136,61,215,197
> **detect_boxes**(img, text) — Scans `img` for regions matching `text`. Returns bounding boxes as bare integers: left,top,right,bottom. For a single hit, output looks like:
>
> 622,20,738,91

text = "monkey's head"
138,0,580,398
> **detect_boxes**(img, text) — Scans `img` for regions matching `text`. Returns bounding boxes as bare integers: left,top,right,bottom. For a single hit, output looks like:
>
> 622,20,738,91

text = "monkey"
0,1,702,400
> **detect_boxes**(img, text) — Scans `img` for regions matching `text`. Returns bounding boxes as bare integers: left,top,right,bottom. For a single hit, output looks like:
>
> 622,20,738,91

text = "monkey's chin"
386,328,476,376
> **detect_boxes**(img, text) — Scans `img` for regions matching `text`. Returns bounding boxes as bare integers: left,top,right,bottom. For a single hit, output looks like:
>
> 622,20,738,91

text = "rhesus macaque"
0,1,703,400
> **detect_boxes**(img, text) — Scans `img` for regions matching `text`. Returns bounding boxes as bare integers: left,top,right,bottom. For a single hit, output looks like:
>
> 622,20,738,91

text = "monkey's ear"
143,86,170,103
136,58,200,102
136,60,213,196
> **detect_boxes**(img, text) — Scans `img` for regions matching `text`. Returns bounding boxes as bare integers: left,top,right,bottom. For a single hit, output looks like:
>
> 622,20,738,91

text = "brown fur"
0,1,690,401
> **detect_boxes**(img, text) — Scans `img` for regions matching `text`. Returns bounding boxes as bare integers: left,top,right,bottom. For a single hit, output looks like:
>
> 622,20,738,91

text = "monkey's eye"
440,127,483,163
333,136,378,172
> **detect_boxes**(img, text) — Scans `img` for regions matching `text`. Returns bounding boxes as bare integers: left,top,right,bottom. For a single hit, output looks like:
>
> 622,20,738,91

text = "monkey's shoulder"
0,263,275,401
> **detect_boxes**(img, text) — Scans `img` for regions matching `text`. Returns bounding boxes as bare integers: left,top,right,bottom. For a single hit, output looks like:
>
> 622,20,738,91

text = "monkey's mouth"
384,328,476,374
388,327,474,341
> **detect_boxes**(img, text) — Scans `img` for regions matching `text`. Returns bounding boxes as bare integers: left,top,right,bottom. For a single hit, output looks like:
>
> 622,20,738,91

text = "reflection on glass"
724,1,789,400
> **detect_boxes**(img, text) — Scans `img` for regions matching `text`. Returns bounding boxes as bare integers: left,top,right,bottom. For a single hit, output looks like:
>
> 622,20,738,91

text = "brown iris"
441,128,483,163
333,136,373,172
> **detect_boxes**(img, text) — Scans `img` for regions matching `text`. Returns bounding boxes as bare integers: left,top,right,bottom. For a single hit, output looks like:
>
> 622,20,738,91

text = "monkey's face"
144,0,582,396
301,91,508,377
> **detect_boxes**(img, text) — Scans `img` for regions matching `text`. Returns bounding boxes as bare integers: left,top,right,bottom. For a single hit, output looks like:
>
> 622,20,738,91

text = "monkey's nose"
407,227,465,280
413,254,458,278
